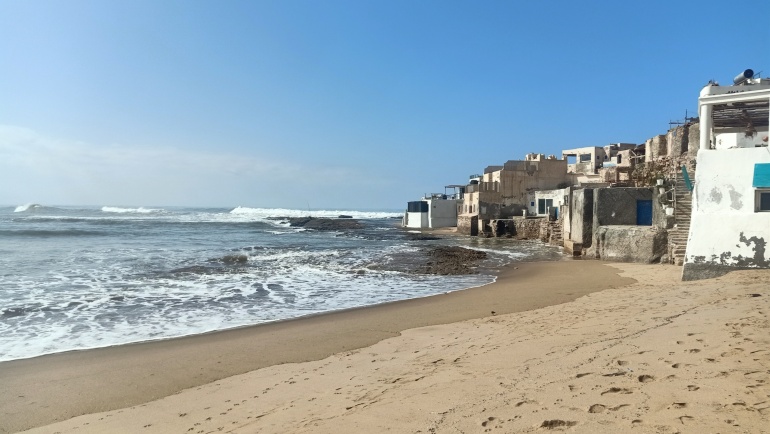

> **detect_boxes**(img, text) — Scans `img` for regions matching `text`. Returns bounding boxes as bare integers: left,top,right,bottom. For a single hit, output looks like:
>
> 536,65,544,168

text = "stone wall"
666,125,687,157
511,217,542,240
456,215,477,236
687,122,700,159
645,135,668,162
591,226,668,263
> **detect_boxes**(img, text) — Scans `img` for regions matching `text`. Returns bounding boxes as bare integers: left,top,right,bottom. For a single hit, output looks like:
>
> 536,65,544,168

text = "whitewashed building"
682,70,770,280
403,187,464,229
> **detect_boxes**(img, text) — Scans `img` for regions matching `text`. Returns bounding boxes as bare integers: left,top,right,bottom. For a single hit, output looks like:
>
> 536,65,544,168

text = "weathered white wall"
714,128,769,150
532,188,568,216
427,199,458,228
683,147,770,280
404,211,429,229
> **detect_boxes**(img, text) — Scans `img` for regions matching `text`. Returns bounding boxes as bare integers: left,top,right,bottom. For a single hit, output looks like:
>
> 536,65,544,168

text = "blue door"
636,200,652,225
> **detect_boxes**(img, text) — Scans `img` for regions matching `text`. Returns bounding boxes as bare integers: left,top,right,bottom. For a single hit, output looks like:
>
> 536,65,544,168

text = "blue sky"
1,0,767,209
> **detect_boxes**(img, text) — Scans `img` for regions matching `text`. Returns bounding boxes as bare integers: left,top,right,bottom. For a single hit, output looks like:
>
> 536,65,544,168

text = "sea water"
0,204,564,361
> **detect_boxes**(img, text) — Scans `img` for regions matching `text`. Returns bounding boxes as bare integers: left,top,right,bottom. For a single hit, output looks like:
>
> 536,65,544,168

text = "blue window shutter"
753,163,770,188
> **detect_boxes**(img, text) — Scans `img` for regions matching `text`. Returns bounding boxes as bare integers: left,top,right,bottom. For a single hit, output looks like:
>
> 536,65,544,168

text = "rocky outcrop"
415,246,487,275
284,217,364,231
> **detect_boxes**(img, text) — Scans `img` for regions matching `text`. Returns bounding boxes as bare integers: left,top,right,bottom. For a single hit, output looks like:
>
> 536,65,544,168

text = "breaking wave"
101,206,165,214
14,203,43,212
230,206,401,219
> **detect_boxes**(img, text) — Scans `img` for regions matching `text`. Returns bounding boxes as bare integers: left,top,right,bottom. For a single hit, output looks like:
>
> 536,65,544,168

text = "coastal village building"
403,187,464,229
456,153,571,236
402,68,770,278
682,71,770,280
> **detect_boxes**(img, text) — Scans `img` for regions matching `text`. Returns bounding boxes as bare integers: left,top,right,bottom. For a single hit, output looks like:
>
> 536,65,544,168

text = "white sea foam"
0,245,493,361
14,203,42,212
101,206,165,214
466,246,529,259
0,205,555,362
230,206,401,220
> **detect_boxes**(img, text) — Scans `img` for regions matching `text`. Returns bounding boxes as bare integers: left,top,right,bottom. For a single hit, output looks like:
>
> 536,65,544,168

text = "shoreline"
0,260,633,433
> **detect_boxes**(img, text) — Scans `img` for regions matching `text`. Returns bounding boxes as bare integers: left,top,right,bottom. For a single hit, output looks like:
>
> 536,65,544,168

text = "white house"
531,187,570,219
682,70,770,280
403,188,463,229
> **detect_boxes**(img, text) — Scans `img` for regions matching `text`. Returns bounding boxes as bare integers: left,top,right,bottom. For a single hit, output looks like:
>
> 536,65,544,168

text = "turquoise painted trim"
753,163,770,188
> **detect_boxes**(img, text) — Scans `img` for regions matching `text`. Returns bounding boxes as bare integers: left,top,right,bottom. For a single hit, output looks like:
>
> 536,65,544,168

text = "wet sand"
1,260,631,433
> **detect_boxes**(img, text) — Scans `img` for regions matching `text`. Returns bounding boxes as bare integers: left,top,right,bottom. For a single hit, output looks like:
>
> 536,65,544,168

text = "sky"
1,0,767,210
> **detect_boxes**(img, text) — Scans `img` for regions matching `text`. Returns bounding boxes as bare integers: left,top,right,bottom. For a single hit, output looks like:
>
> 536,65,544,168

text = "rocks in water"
406,233,441,241
286,217,364,231
416,246,487,275
221,254,249,264
2,307,27,318
337,215,353,219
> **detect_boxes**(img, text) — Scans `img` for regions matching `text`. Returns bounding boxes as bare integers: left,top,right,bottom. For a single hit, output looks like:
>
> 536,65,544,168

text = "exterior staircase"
669,164,695,265
540,217,564,246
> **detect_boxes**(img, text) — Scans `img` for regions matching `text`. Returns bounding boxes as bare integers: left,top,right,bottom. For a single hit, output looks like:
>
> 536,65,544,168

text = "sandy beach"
4,261,769,433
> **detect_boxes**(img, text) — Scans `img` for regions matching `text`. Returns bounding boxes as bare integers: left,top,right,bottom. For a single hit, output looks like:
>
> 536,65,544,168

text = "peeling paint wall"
683,147,770,280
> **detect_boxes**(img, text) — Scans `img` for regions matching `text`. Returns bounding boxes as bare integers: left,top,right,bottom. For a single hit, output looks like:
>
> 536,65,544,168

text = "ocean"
0,204,564,362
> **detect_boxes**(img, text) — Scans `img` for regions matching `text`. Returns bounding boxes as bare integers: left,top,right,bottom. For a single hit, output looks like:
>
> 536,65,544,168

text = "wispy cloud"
0,125,375,207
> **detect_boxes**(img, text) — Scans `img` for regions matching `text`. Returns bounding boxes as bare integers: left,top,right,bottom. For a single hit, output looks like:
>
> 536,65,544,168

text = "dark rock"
2,307,26,318
415,246,487,275
287,217,364,231
406,233,441,241
221,254,249,264
338,215,353,219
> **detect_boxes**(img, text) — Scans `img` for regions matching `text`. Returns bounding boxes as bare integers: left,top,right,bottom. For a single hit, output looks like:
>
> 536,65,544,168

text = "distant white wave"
230,206,401,219
101,206,165,214
14,203,43,212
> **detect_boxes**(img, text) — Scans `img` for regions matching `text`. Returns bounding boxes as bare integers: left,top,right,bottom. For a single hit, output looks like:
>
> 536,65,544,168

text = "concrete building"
403,187,464,229
562,185,668,262
533,187,569,218
682,70,770,280
562,146,606,175
457,154,571,235
563,143,639,185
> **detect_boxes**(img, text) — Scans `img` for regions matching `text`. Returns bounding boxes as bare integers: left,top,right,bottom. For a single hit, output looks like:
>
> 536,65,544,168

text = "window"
537,199,553,215
754,164,770,212
757,190,770,212
579,154,591,162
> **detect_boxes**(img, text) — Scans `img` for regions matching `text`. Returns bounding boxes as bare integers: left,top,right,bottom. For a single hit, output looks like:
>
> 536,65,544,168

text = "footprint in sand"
588,404,606,413
540,420,577,429
721,348,744,357
480,416,497,427
638,375,655,383
601,387,633,395
687,385,700,391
